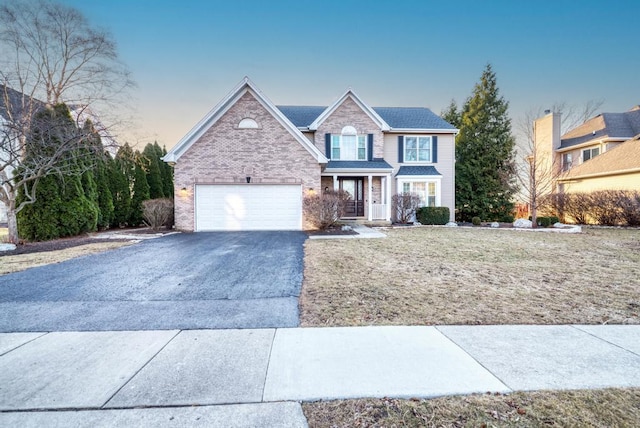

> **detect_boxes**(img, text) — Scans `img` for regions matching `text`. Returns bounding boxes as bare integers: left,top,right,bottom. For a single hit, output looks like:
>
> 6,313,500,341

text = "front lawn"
304,388,640,427
300,227,640,326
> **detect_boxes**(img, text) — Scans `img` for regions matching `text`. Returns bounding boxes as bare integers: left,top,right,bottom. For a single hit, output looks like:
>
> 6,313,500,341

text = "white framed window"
398,179,439,207
331,134,367,160
562,153,572,171
582,147,599,163
238,118,259,129
404,136,432,162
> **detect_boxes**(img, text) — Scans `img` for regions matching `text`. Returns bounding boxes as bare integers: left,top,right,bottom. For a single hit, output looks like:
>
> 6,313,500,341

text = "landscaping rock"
553,222,565,228
490,222,500,228
445,222,458,227
341,225,352,232
0,243,16,252
513,219,533,228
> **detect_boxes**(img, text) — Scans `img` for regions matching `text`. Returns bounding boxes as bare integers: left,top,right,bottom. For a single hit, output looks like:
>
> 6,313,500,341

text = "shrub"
537,217,551,227
618,190,640,226
392,192,421,224
142,198,174,230
471,216,481,226
303,190,349,229
416,207,450,225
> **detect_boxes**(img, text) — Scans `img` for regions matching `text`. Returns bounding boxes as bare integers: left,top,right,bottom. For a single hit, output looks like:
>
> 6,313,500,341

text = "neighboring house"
534,105,640,193
163,77,458,231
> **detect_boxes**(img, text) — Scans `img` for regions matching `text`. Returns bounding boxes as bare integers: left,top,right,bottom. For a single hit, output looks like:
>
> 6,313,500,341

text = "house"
534,105,640,193
163,77,458,231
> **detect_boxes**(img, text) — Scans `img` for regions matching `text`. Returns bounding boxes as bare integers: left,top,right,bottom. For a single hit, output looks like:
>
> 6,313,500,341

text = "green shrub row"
416,207,450,225
529,216,560,227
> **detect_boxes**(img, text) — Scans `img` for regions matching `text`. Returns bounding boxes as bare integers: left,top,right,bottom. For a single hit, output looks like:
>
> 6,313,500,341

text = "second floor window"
331,134,367,160
582,147,599,163
404,136,432,162
562,153,572,171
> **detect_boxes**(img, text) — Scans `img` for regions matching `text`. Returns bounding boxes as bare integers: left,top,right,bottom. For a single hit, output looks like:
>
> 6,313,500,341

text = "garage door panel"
195,185,302,231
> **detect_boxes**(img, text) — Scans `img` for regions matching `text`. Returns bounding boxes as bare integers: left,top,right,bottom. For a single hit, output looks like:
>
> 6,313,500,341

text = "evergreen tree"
159,143,174,198
110,143,135,227
16,104,99,240
142,142,164,199
441,99,462,128
455,64,518,222
82,120,114,229
128,152,150,226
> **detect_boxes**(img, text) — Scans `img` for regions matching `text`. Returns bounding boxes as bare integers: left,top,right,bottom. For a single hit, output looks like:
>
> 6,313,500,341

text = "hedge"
416,206,450,225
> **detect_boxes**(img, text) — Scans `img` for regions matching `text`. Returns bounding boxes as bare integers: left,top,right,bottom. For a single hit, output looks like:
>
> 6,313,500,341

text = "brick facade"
173,91,321,231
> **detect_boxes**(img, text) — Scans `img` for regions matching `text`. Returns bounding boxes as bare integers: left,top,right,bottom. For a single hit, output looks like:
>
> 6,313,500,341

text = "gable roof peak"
308,87,390,131
164,77,327,164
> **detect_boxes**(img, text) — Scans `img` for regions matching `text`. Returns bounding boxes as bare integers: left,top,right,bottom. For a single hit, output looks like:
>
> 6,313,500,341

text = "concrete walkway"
1,325,640,427
308,223,387,240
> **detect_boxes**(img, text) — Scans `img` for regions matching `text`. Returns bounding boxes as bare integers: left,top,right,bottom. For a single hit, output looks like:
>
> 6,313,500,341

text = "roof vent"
544,109,551,115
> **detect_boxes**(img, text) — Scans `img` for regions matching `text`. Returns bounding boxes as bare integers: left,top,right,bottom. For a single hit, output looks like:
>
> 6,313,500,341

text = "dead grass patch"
301,227,640,326
0,241,134,275
303,388,640,427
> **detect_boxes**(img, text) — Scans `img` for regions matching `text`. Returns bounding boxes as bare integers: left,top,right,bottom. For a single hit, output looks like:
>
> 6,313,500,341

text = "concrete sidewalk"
1,325,640,427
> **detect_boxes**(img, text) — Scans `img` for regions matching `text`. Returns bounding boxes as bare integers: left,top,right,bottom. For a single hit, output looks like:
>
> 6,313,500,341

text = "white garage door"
195,184,302,231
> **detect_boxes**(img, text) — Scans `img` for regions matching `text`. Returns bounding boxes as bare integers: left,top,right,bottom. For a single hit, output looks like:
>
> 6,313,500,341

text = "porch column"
386,173,392,221
367,174,373,221
333,175,338,190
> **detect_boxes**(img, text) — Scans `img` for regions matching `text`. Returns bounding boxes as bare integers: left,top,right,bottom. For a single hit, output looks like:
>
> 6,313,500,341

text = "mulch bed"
1,227,173,256
307,226,359,236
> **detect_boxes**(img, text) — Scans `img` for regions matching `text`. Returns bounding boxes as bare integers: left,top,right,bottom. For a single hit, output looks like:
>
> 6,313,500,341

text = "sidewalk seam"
0,332,48,357
99,329,182,409
570,325,640,358
260,328,278,402
434,326,514,392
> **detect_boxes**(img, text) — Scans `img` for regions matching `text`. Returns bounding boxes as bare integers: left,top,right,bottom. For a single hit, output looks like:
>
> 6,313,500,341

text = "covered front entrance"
321,159,394,221
339,178,364,217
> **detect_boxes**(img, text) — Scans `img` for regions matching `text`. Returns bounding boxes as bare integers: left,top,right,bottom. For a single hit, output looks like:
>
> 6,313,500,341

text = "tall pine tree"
158,143,174,198
129,153,150,226
455,64,517,222
142,142,164,199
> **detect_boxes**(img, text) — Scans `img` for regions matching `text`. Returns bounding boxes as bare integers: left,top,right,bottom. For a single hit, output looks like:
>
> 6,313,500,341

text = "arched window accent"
238,118,259,129
341,125,357,135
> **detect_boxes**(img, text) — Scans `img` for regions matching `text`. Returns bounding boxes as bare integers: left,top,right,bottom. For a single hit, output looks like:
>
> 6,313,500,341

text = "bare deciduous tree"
0,0,134,243
515,100,604,227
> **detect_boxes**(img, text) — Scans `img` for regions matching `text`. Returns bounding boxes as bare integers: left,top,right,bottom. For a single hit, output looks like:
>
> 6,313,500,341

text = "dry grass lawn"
0,241,134,275
303,388,640,428
301,227,640,326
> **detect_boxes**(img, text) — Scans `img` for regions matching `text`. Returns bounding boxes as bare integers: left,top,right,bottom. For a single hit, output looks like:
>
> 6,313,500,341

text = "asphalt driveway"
0,232,307,331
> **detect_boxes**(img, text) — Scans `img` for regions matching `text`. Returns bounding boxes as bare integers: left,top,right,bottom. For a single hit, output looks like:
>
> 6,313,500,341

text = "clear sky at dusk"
57,0,640,149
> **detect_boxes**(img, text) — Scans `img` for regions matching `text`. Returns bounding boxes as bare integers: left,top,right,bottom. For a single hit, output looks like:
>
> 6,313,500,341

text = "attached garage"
195,184,302,231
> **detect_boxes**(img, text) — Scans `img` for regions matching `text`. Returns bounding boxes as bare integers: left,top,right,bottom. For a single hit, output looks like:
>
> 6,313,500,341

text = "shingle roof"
0,85,43,122
277,105,456,130
373,107,456,130
396,165,442,176
561,135,640,180
276,106,325,128
560,106,640,149
325,159,393,170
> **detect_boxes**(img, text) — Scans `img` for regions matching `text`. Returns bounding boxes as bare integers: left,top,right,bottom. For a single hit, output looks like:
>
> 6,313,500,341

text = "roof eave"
558,167,640,182
388,127,459,134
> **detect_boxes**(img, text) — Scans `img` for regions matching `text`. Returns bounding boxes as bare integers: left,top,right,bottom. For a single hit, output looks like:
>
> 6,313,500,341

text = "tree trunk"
6,202,19,244
531,199,538,229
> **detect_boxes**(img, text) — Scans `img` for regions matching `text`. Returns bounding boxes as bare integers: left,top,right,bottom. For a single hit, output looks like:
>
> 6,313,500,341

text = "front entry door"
340,178,364,217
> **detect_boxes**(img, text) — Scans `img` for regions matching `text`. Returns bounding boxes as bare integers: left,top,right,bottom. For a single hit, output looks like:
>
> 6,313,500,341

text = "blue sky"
58,0,639,148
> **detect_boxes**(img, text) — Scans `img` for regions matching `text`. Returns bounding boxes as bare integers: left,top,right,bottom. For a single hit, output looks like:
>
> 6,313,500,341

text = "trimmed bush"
303,190,349,229
416,207,450,225
472,216,481,226
142,198,174,230
392,192,421,224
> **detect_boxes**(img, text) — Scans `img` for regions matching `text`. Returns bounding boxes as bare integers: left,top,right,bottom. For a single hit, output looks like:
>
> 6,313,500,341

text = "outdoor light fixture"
246,176,251,183
181,187,187,191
